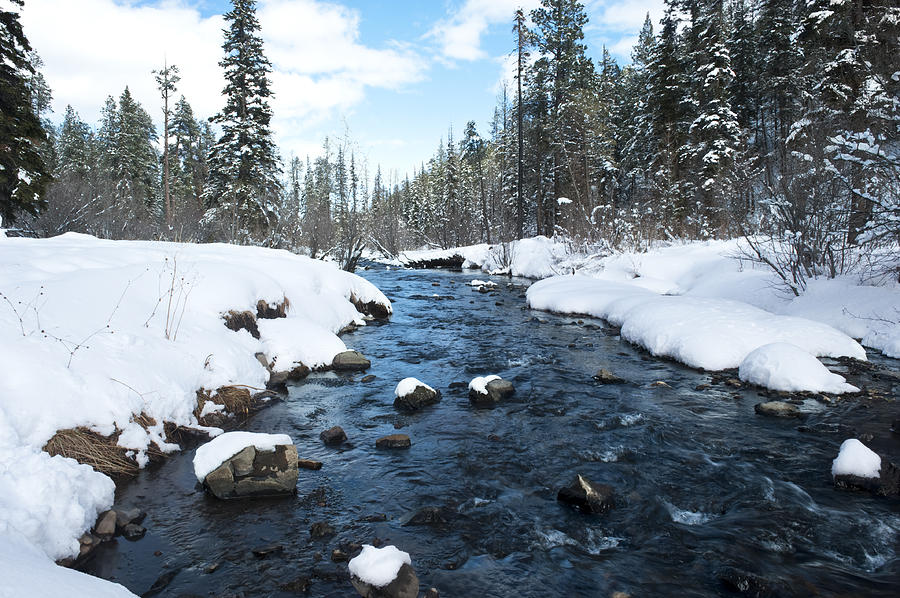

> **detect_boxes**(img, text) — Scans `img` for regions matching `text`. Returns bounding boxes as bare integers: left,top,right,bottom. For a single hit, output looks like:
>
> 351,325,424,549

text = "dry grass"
195,385,254,422
44,428,139,478
256,297,290,319
223,309,260,339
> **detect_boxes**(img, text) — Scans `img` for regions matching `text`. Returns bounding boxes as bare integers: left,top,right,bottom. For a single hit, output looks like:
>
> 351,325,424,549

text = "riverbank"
0,232,391,595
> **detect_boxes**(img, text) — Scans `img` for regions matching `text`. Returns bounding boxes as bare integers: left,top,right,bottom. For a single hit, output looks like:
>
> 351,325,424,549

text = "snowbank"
394,377,434,398
0,233,389,565
193,431,294,483
739,343,859,394
832,439,881,479
468,375,501,394
0,532,137,598
527,276,865,372
348,544,411,588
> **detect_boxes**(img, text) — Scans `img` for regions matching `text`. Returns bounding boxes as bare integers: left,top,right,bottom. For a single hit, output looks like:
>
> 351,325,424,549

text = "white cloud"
586,0,665,32
428,0,541,62
19,0,427,164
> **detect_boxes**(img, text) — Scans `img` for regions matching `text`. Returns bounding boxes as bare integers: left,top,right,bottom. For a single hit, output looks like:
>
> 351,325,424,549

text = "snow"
469,279,496,287
468,375,500,394
738,343,859,394
832,439,881,479
0,233,389,564
193,431,293,483
348,544,411,588
394,377,434,398
0,531,137,598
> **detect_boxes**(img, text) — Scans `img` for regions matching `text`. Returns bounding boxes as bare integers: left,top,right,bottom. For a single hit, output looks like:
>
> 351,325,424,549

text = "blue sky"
18,0,663,178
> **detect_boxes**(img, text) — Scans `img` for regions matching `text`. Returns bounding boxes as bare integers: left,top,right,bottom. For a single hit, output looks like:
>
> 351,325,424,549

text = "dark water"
86,265,900,597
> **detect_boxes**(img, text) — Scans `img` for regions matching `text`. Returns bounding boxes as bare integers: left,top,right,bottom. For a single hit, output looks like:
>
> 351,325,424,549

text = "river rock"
350,562,419,598
834,460,900,497
754,401,801,417
361,374,377,383
122,523,146,540
310,521,336,539
113,507,145,531
93,510,117,540
469,378,515,405
557,474,615,514
376,434,411,449
404,506,449,526
593,369,626,384
424,589,439,598
321,426,347,445
333,350,371,371
298,459,323,470
203,444,299,499
393,384,441,412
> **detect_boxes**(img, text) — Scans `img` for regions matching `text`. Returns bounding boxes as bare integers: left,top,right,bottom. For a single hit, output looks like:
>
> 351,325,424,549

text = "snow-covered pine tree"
154,62,180,228
113,87,160,222
0,0,51,225
205,0,281,243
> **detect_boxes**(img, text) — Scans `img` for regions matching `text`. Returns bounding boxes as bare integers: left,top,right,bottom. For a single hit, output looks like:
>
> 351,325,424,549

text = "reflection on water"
85,265,900,597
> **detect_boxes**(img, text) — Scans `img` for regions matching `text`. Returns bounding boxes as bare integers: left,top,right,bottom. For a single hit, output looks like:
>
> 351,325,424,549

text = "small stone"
593,369,626,384
298,459,323,470
113,507,144,530
280,577,311,593
122,523,146,540
267,370,290,388
394,385,441,412
320,426,347,445
361,374,377,383
651,381,671,388
94,510,117,540
695,384,711,391
754,401,801,417
310,521,336,539
376,434,411,449
557,474,615,514
252,544,284,558
424,589,440,598
289,364,311,380
78,532,100,558
204,562,220,574
405,506,448,526
332,350,371,371
331,549,349,562
725,378,743,388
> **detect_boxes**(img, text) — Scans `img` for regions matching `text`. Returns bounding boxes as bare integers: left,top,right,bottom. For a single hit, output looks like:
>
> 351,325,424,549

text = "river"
85,264,900,597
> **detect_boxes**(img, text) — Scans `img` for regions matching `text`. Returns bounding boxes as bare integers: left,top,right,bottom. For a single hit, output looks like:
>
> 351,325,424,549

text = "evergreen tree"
0,0,51,224
154,61,180,228
205,0,281,242
113,86,159,217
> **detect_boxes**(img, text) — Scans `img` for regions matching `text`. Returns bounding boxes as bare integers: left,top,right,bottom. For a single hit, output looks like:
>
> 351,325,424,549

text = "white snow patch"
468,375,501,394
394,377,434,398
348,544,411,588
469,279,496,287
739,343,859,393
0,531,137,597
832,439,881,479
193,431,293,483
258,317,347,370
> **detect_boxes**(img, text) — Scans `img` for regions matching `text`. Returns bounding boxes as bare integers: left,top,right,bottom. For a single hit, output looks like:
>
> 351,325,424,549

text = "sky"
14,0,664,179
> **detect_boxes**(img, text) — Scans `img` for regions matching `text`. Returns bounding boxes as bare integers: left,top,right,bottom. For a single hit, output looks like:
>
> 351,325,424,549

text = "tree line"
2,0,898,286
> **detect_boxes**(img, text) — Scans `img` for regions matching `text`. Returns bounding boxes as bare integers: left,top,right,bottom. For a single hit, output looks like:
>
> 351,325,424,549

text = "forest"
3,0,899,293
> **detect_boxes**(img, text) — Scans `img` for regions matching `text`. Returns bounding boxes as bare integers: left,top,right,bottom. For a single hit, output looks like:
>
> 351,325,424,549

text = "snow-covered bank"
0,233,390,583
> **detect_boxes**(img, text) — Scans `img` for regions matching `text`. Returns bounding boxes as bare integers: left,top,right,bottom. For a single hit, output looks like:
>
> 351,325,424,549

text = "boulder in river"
376,434,411,449
557,474,615,514
393,378,441,412
468,375,515,405
321,426,348,445
832,438,900,497
333,350,371,371
194,432,299,500
754,401,801,418
593,369,626,384
349,545,419,598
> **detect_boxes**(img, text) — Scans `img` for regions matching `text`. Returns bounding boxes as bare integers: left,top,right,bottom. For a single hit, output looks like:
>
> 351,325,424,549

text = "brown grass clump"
223,310,260,339
196,385,253,421
256,297,290,319
350,292,391,320
44,428,139,478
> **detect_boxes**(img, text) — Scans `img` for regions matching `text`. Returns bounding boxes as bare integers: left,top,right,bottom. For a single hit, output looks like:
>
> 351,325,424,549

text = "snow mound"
0,531,137,598
348,544,411,588
395,377,434,398
738,343,859,394
469,279,496,287
527,276,866,371
258,317,348,370
832,439,881,479
468,375,501,394
193,431,293,483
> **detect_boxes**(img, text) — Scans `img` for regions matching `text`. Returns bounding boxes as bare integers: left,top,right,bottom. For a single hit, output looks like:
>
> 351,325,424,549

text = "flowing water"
86,265,900,597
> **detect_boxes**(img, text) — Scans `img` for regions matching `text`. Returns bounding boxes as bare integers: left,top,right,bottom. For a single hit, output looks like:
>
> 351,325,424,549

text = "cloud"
428,0,541,62
19,0,427,162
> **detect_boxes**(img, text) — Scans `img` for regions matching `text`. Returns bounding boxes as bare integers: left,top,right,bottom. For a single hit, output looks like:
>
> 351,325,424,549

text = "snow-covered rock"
468,375,501,395
193,431,297,499
348,544,418,598
393,378,440,412
468,375,514,405
832,439,881,479
739,343,859,393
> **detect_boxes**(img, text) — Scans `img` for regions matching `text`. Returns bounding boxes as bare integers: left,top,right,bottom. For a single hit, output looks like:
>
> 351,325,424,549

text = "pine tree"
154,62,180,228
0,0,51,225
113,86,159,217
205,0,281,242
618,14,656,210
